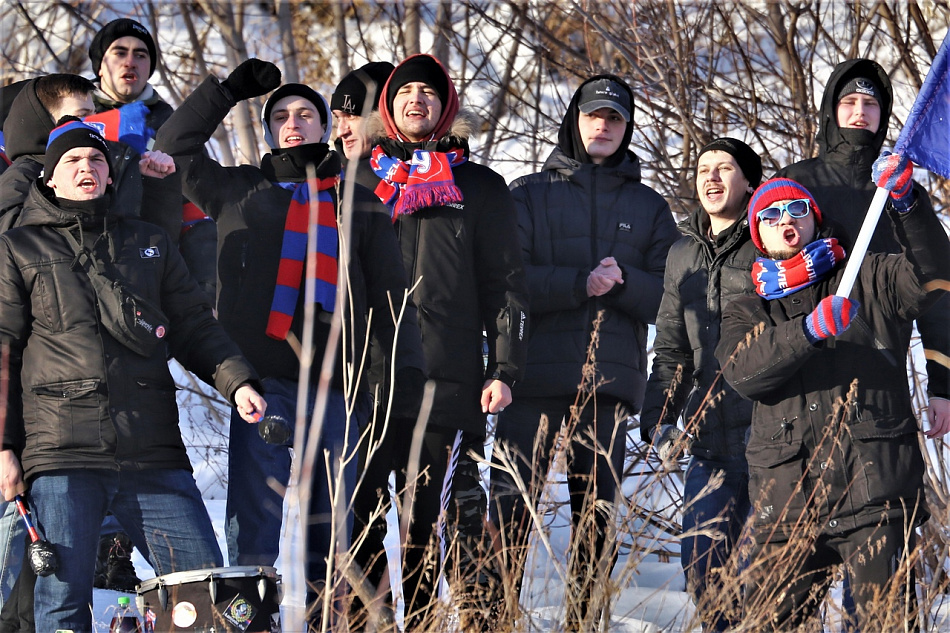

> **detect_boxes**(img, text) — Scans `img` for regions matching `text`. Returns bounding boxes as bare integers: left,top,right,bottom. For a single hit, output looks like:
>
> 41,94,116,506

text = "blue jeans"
0,501,23,608
30,468,222,632
681,455,751,632
225,378,366,599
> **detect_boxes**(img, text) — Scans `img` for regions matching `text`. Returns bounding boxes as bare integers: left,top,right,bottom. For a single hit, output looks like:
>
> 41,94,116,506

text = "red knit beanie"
748,178,822,252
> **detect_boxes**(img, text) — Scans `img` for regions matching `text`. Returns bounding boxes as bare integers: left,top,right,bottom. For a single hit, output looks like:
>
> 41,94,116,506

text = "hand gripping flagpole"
836,38,950,299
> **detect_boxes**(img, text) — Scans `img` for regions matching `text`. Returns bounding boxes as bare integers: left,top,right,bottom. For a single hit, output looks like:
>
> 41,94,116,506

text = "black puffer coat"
373,125,529,433
154,76,423,392
640,211,757,458
775,58,949,398
0,183,259,479
715,204,950,539
510,145,678,409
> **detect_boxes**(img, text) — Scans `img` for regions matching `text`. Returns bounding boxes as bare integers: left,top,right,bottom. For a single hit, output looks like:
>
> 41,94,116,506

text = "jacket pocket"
32,272,64,333
850,415,924,506
29,378,105,450
745,430,806,526
745,437,803,469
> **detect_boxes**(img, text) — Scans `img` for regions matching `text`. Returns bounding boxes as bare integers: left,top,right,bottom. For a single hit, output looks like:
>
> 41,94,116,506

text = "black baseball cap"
578,77,631,121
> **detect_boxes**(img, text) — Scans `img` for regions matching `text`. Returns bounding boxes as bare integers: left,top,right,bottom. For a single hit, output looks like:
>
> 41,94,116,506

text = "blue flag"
895,38,950,178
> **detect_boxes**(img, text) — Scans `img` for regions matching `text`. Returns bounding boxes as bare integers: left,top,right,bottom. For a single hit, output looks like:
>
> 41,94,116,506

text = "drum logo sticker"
171,601,198,628
223,594,256,631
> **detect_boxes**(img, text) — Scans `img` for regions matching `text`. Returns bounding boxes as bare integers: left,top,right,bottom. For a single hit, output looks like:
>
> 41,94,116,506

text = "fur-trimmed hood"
364,107,479,148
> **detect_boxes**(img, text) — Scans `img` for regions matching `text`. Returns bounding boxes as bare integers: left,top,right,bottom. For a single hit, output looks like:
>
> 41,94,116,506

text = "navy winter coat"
510,146,679,410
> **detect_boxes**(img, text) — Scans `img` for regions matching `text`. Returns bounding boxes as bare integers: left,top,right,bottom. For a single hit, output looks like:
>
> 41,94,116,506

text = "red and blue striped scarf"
370,145,466,218
752,238,846,299
266,177,339,340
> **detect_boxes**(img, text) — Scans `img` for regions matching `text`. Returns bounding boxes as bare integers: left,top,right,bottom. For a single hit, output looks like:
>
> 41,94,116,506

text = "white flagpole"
835,186,891,299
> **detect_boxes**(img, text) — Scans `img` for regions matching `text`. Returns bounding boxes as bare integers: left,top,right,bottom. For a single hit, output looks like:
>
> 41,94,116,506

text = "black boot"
93,532,142,591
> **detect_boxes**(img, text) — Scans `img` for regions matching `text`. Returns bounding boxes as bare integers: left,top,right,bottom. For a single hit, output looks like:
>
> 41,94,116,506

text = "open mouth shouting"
77,175,100,193
781,225,803,248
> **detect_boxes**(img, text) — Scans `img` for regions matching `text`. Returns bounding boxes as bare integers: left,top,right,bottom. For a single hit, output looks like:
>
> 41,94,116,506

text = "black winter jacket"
154,76,423,392
335,140,380,192
510,146,679,410
715,204,950,539
775,58,949,398
0,183,259,479
0,80,181,242
373,127,529,434
640,212,757,458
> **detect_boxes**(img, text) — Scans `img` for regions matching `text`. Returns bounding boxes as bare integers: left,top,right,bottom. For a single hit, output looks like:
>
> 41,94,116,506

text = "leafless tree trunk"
433,1,453,63
275,0,300,83
196,0,260,164
404,0,421,57
331,1,349,78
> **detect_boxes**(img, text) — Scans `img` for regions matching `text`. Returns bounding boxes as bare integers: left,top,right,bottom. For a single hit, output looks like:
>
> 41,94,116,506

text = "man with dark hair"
641,137,761,631
368,53,529,630
0,117,266,632
330,61,394,189
715,169,949,631
89,17,218,303
776,58,949,440
488,73,678,630
0,74,97,233
329,59,431,630
155,59,422,626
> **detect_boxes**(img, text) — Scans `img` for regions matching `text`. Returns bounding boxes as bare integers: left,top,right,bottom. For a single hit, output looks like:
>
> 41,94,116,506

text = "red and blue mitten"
804,296,860,344
872,151,914,213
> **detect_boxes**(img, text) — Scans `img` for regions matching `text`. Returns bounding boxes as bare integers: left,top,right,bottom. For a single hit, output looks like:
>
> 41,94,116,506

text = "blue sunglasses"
756,198,812,226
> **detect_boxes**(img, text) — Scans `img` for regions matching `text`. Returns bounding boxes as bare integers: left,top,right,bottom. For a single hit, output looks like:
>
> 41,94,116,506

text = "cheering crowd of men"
0,16,948,633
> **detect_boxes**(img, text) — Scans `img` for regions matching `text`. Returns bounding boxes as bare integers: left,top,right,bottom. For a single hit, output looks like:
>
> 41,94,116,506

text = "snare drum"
136,565,281,632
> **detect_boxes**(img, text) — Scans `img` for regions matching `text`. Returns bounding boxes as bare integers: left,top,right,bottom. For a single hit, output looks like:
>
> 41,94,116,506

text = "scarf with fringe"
370,145,466,217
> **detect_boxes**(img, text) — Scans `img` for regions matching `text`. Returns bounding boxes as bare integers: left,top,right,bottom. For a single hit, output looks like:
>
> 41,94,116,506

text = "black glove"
391,367,426,421
221,59,281,102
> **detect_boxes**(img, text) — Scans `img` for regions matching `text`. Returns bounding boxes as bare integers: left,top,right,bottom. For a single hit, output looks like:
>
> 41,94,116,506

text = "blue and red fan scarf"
0,130,9,167
752,238,846,299
82,101,152,154
266,177,340,341
370,146,466,218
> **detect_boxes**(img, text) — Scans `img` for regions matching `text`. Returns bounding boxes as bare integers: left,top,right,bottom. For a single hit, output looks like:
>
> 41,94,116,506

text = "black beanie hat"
331,61,395,116
697,137,762,187
44,116,113,183
386,56,449,115
835,76,884,108
89,18,157,78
